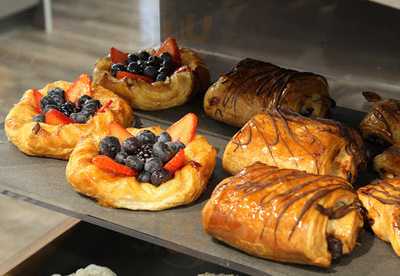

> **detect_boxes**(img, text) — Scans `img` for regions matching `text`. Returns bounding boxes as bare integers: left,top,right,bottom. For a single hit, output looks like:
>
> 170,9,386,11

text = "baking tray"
0,54,399,276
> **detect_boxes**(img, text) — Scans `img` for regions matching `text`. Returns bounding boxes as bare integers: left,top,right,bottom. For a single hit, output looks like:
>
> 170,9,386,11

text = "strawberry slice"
116,71,153,83
110,47,128,64
45,109,73,125
92,155,137,176
155,37,181,66
32,89,43,113
98,100,113,113
65,74,92,103
167,113,198,145
164,149,186,173
109,122,132,142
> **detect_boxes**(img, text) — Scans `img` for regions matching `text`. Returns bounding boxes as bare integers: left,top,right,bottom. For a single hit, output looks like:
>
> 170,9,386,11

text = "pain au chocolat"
203,58,333,127
358,179,400,256
223,110,365,183
202,162,363,267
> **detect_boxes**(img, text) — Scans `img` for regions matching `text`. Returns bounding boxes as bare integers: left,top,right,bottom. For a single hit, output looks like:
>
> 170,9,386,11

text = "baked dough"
373,145,400,179
202,162,363,267
358,178,400,256
4,81,133,160
66,126,217,210
203,58,333,127
223,110,365,182
93,48,210,111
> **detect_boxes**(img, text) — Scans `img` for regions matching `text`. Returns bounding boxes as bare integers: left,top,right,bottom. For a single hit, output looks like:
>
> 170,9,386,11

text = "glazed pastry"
358,179,400,256
5,75,133,159
93,37,210,111
360,91,400,146
223,110,365,183
203,58,333,127
66,113,217,210
374,145,400,179
202,163,363,267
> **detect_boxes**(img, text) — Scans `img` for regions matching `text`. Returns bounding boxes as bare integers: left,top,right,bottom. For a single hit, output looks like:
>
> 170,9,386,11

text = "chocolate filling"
327,235,343,260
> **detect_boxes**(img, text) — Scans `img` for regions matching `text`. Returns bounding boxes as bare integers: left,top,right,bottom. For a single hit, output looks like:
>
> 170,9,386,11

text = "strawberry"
65,74,92,103
110,47,128,64
45,109,73,125
32,89,43,113
164,149,186,173
175,66,190,73
167,113,198,145
155,37,181,66
98,100,113,113
116,71,153,83
92,155,137,176
109,122,132,142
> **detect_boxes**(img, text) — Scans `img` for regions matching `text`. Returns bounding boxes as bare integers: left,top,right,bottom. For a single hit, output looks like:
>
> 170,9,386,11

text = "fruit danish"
66,113,217,210
357,179,400,256
93,37,210,111
203,58,333,127
202,162,363,267
223,110,365,182
5,74,133,160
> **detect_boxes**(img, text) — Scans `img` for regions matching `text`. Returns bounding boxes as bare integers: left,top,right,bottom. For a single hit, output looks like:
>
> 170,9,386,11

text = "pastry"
360,91,400,146
5,74,133,160
223,110,365,182
203,58,333,127
93,37,210,111
373,145,400,179
202,162,363,267
66,113,217,210
358,179,400,256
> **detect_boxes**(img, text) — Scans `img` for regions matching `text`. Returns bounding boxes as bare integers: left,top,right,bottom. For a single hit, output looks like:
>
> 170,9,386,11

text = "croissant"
223,110,365,182
203,58,333,127
202,162,363,267
357,179,400,256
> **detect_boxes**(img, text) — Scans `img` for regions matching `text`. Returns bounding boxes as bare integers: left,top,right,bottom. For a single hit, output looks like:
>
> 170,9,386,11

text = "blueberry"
136,143,153,161
99,136,121,158
150,169,172,186
122,137,140,154
161,59,173,71
32,113,45,122
70,112,90,124
146,55,161,66
143,66,158,79
153,141,173,162
138,51,150,61
48,87,65,99
125,155,144,171
128,53,139,63
157,132,171,143
144,157,162,173
127,62,143,74
59,102,76,116
82,99,101,115
137,130,156,144
111,63,126,76
166,141,185,155
42,104,59,113
137,171,151,183
160,52,172,63
77,95,92,109
115,151,128,164
40,95,57,112
156,72,168,82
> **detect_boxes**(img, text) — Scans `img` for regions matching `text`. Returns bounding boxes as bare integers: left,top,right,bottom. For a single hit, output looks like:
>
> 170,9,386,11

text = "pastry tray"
0,55,399,276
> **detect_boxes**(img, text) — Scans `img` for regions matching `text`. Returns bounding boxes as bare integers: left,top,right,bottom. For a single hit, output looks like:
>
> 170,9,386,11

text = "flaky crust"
357,179,400,256
202,163,363,267
93,48,210,111
66,127,217,210
4,81,133,160
204,58,332,127
374,146,400,179
223,110,365,182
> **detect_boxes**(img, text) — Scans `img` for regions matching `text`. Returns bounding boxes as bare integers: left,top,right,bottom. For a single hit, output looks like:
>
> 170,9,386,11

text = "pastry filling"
327,235,343,260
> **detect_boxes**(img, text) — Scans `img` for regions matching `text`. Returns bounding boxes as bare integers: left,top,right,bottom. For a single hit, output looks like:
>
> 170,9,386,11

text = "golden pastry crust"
202,163,363,267
223,110,365,182
204,58,332,127
357,179,400,256
66,127,217,210
93,48,210,111
4,81,133,160
373,145,400,179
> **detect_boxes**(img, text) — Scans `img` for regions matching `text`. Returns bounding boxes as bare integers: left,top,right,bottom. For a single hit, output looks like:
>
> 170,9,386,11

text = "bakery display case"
1,0,400,275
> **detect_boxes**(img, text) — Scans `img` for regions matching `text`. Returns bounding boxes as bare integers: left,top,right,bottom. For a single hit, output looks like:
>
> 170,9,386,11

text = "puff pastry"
202,162,363,267
66,126,217,210
5,81,133,160
223,110,365,182
357,179,400,256
93,48,209,111
373,145,400,179
203,58,333,127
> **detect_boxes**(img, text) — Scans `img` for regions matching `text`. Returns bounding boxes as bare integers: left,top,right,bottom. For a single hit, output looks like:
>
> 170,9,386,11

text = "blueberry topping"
166,141,185,154
144,157,162,173
138,51,150,61
40,95,58,112
150,168,172,186
127,62,143,74
143,66,158,79
111,63,126,76
42,104,59,113
156,72,168,82
32,113,45,122
115,151,129,165
70,112,90,124
153,141,174,162
157,132,171,143
137,130,156,144
146,55,161,66
160,52,172,63
48,87,65,99
59,102,76,116
99,136,121,158
136,143,153,161
77,95,92,109
122,137,140,154
137,171,151,183
127,53,139,63
82,99,101,115
125,155,144,171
